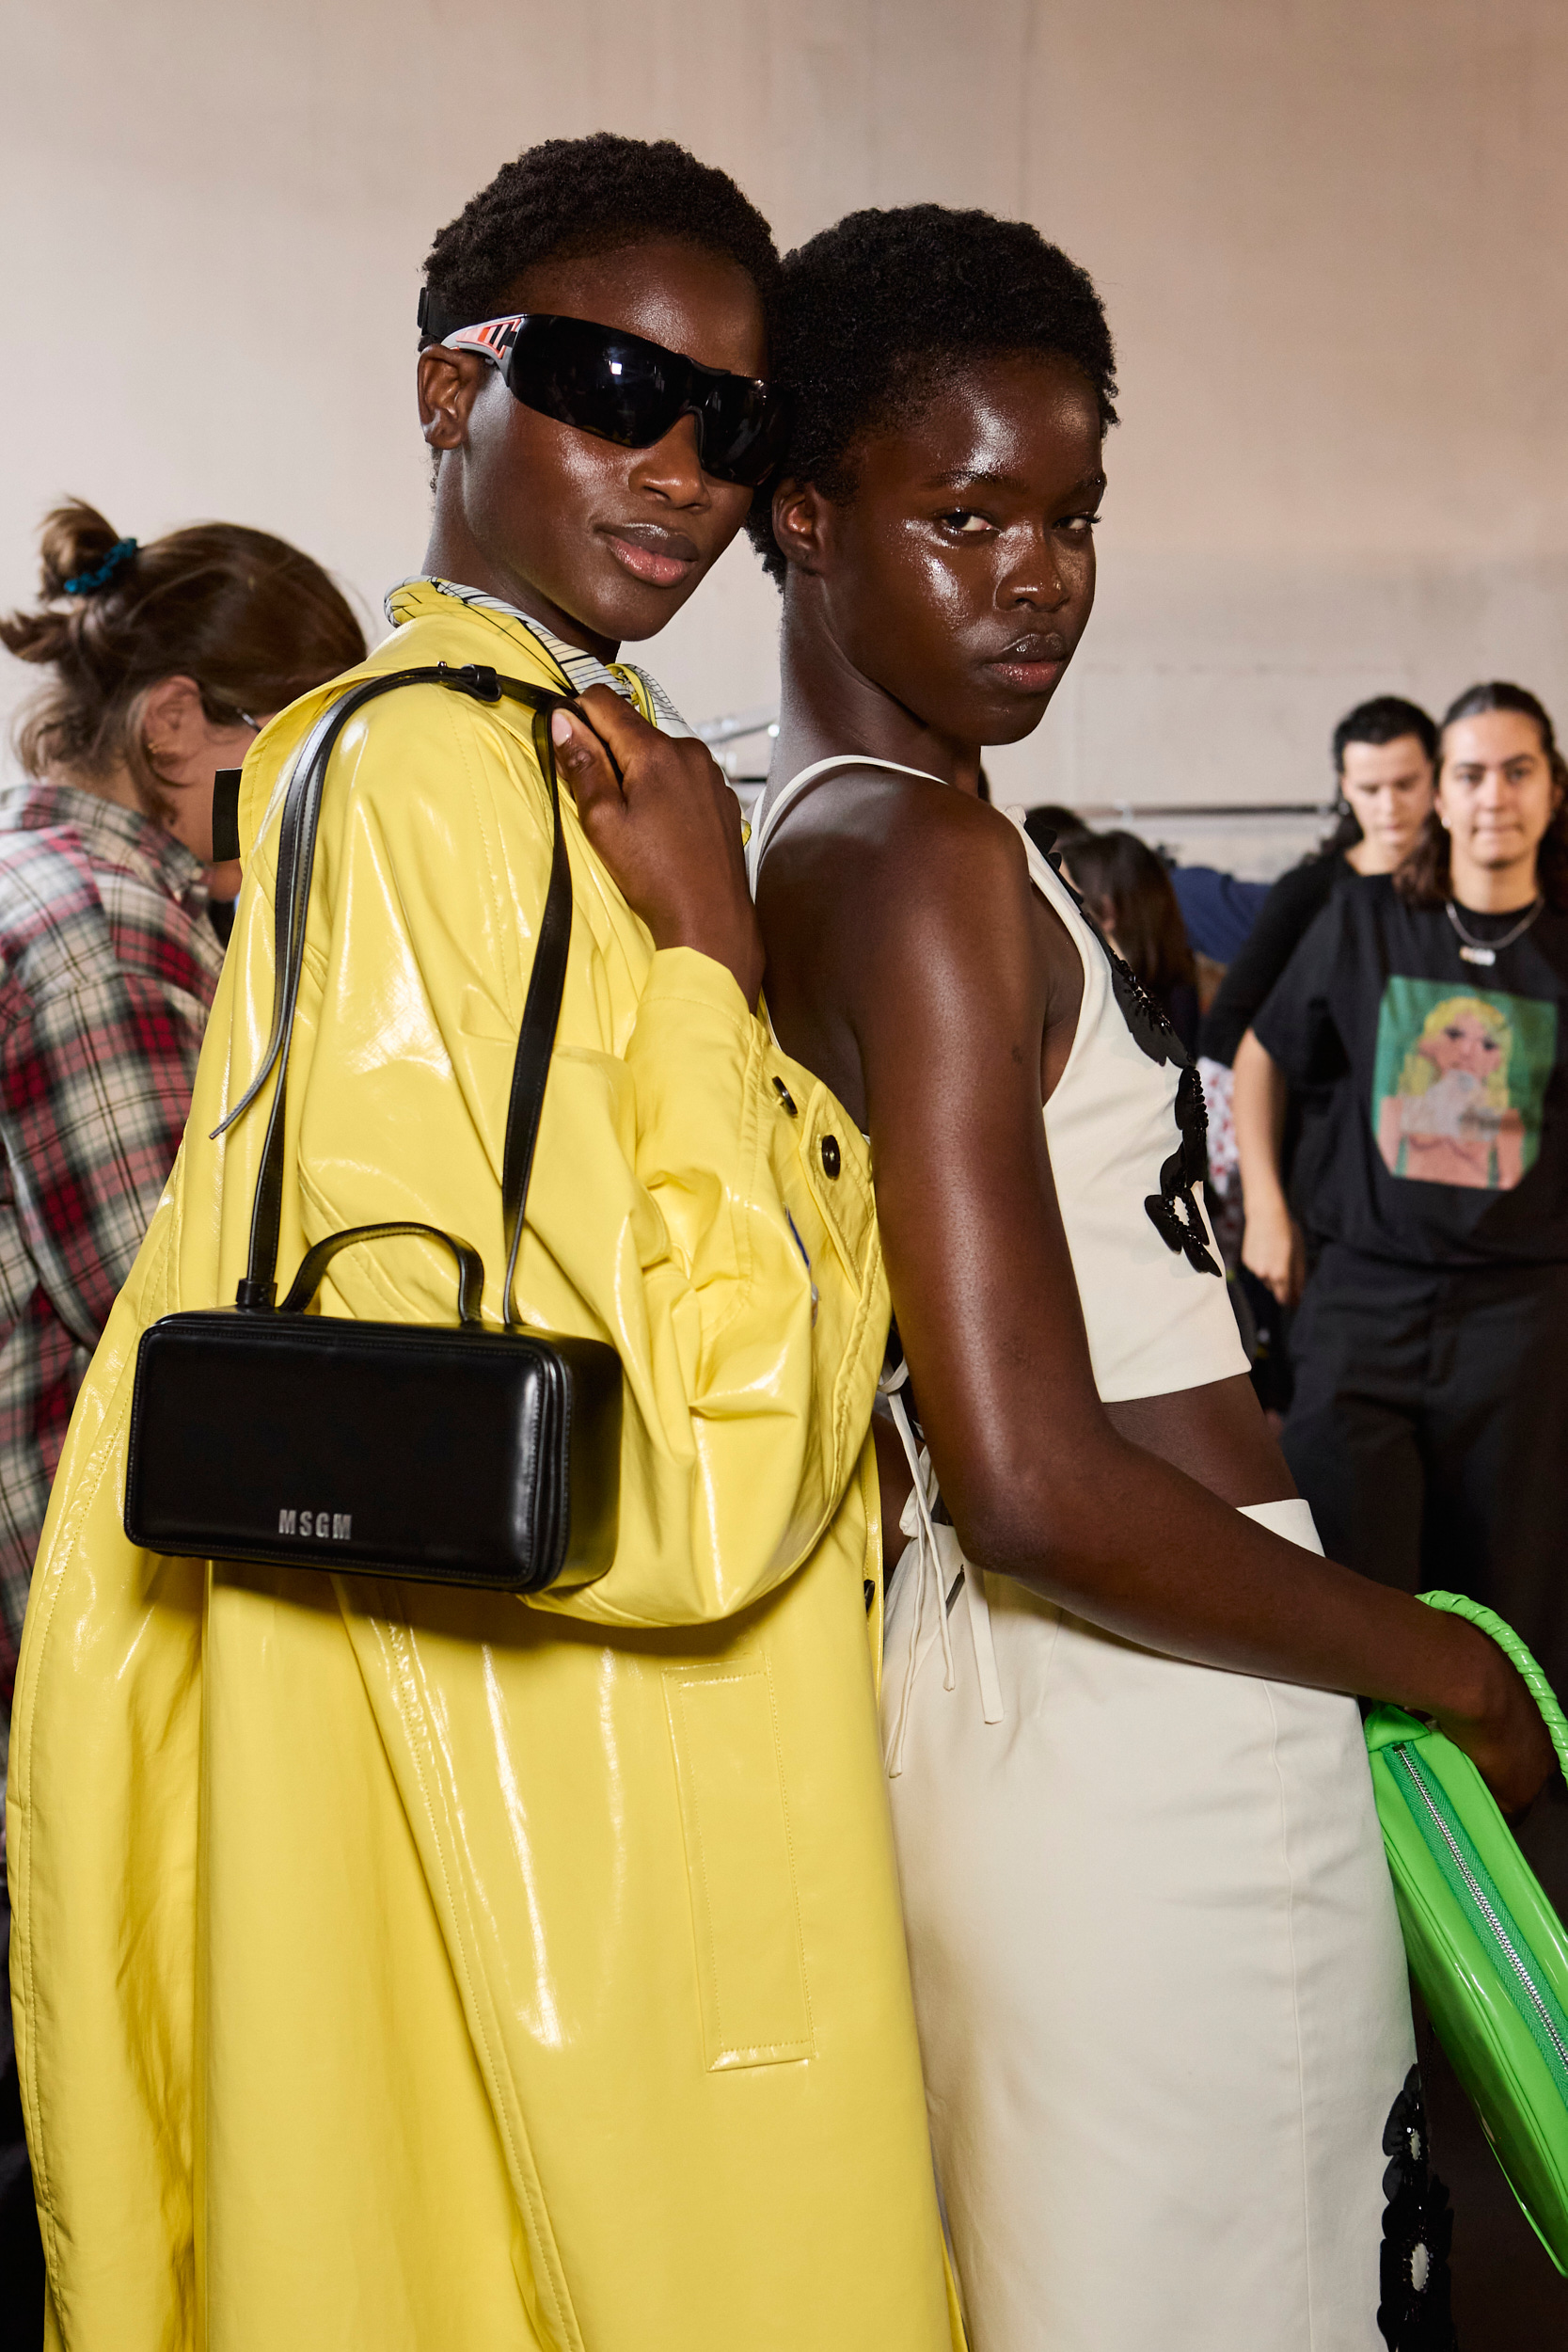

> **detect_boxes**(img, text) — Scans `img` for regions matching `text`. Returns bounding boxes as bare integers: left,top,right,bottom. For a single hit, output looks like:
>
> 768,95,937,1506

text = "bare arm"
1234,1026,1306,1307
770,787,1550,1811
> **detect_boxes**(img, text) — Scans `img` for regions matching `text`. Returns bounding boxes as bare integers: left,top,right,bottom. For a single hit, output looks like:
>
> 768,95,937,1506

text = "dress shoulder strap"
746,754,942,896
1003,805,1087,929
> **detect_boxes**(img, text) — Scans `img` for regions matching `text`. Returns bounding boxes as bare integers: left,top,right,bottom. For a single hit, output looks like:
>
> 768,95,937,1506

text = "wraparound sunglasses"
418,294,792,489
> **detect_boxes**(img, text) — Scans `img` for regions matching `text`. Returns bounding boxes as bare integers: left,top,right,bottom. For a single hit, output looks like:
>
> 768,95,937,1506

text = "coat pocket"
664,1661,816,2071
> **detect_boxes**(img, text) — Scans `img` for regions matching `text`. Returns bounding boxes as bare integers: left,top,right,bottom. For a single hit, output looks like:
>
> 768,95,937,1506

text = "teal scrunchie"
63,536,138,596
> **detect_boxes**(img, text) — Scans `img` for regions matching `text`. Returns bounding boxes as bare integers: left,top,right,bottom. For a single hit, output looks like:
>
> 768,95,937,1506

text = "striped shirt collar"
383,577,691,737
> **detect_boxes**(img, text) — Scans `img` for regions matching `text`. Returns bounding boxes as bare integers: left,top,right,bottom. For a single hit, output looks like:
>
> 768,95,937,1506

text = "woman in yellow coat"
8,137,959,2351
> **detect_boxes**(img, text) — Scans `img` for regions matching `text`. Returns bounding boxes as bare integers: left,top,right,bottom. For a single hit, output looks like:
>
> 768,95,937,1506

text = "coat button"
820,1135,841,1179
772,1076,798,1116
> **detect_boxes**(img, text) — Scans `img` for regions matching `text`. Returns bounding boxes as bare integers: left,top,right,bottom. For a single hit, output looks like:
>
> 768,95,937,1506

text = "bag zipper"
1391,1741,1568,2092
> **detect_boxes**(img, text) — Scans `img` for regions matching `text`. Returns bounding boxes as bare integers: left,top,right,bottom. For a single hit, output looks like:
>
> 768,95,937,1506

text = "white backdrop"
4,0,1566,855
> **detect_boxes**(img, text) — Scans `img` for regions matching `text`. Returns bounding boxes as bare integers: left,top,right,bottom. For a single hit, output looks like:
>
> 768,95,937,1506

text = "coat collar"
383,578,690,736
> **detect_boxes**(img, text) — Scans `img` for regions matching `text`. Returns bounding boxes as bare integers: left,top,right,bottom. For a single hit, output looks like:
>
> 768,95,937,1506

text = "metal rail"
1068,801,1338,822
722,773,1339,824
694,707,778,749
696,715,1341,829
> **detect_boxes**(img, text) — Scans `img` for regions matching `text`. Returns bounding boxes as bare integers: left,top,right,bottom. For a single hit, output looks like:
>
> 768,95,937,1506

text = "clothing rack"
1069,801,1338,824
694,714,1344,884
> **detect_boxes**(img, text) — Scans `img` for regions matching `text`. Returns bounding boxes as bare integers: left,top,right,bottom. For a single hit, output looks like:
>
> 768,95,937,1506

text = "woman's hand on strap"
551,687,764,1008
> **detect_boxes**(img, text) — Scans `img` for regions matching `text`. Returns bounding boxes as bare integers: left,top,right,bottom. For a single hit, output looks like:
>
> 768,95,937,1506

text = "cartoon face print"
1418,1011,1505,1084
1370,978,1556,1195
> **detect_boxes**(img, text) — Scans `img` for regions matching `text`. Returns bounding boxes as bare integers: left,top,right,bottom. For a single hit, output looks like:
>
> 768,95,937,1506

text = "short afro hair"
747,204,1117,585
421,133,780,341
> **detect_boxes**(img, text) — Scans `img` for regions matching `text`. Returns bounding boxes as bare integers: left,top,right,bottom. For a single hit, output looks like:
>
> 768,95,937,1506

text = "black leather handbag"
123,661,622,1593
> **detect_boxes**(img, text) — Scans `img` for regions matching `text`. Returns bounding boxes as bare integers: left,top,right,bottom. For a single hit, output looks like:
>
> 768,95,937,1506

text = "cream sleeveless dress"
751,761,1420,2352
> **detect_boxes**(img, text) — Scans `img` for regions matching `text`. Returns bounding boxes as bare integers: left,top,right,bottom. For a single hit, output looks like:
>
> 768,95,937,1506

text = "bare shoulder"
756,767,1063,1122
761,765,1037,963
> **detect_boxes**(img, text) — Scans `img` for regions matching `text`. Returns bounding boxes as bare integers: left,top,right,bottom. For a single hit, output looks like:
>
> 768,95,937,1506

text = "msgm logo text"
277,1508,353,1541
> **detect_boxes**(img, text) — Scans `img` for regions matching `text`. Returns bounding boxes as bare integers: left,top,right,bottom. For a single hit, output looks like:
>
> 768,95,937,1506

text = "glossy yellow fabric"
8,583,960,2351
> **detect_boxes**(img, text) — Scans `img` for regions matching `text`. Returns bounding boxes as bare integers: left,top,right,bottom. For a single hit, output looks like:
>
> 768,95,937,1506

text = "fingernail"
551,710,572,745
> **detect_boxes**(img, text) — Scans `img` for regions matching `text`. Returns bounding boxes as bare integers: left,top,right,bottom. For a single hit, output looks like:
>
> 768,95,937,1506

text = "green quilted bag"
1365,1591,1568,2272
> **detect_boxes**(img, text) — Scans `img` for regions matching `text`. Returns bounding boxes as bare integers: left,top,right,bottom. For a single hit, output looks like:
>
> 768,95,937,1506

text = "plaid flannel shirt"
0,781,222,1777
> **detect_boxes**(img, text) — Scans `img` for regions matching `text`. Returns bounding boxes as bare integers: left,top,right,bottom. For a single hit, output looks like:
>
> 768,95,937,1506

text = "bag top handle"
213,662,572,1331
1419,1591,1568,1782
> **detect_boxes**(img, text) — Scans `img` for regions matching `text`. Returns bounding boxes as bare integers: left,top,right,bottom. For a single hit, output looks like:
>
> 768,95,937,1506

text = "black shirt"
1254,877,1568,1268
1199,852,1350,1066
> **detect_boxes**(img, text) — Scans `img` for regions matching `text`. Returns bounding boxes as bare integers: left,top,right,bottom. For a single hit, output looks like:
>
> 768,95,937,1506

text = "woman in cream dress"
745,199,1551,2351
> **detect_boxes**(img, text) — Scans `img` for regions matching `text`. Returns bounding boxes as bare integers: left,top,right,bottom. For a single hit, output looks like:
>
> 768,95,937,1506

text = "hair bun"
38,499,127,600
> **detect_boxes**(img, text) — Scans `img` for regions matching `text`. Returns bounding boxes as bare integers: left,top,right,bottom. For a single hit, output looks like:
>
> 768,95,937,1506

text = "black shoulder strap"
214,661,572,1329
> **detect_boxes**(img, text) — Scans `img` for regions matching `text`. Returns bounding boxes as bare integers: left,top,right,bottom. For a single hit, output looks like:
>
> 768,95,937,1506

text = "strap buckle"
437,661,502,703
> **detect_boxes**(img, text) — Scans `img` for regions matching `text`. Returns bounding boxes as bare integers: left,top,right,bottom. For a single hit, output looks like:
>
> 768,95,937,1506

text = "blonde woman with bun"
0,498,362,2325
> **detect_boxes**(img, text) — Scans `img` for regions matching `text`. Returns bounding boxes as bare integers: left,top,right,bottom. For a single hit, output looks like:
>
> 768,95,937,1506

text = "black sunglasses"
418,294,791,489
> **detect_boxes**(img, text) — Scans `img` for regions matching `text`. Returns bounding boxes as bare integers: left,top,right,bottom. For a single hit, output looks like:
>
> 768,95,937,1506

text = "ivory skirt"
882,1497,1416,2352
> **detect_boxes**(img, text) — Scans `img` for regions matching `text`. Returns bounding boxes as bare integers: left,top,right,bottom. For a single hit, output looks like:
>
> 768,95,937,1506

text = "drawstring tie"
881,1375,1004,1776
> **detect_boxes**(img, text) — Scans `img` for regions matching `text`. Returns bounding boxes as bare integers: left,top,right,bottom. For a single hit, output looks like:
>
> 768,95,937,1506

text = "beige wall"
4,0,1565,860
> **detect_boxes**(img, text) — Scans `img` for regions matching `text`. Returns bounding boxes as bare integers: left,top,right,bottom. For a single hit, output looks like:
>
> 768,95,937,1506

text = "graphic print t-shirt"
1253,877,1568,1267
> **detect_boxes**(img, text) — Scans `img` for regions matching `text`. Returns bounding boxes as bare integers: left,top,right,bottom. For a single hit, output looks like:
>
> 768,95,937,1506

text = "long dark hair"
1394,681,1568,910
1,499,366,819
1058,827,1196,997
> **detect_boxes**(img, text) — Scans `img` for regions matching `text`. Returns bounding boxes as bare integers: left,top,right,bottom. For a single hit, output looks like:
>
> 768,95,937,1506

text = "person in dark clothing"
1056,824,1201,1052
1204,694,1440,1073
1243,682,1568,1661
1245,683,1568,2347
1219,696,1437,1392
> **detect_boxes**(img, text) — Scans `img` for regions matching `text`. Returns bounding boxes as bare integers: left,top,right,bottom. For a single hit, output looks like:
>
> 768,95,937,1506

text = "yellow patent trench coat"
8,582,963,2351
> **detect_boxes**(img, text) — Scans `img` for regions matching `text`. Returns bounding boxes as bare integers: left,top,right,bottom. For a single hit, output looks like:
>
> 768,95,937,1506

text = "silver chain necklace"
1445,896,1544,966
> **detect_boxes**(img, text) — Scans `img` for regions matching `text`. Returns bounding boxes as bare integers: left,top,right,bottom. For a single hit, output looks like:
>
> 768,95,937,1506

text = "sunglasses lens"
693,382,793,486
505,317,791,486
507,318,678,450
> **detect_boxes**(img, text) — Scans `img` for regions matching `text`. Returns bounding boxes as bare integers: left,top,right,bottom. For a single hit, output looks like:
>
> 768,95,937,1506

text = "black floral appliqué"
1144,1063,1222,1277
1378,2068,1457,2351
